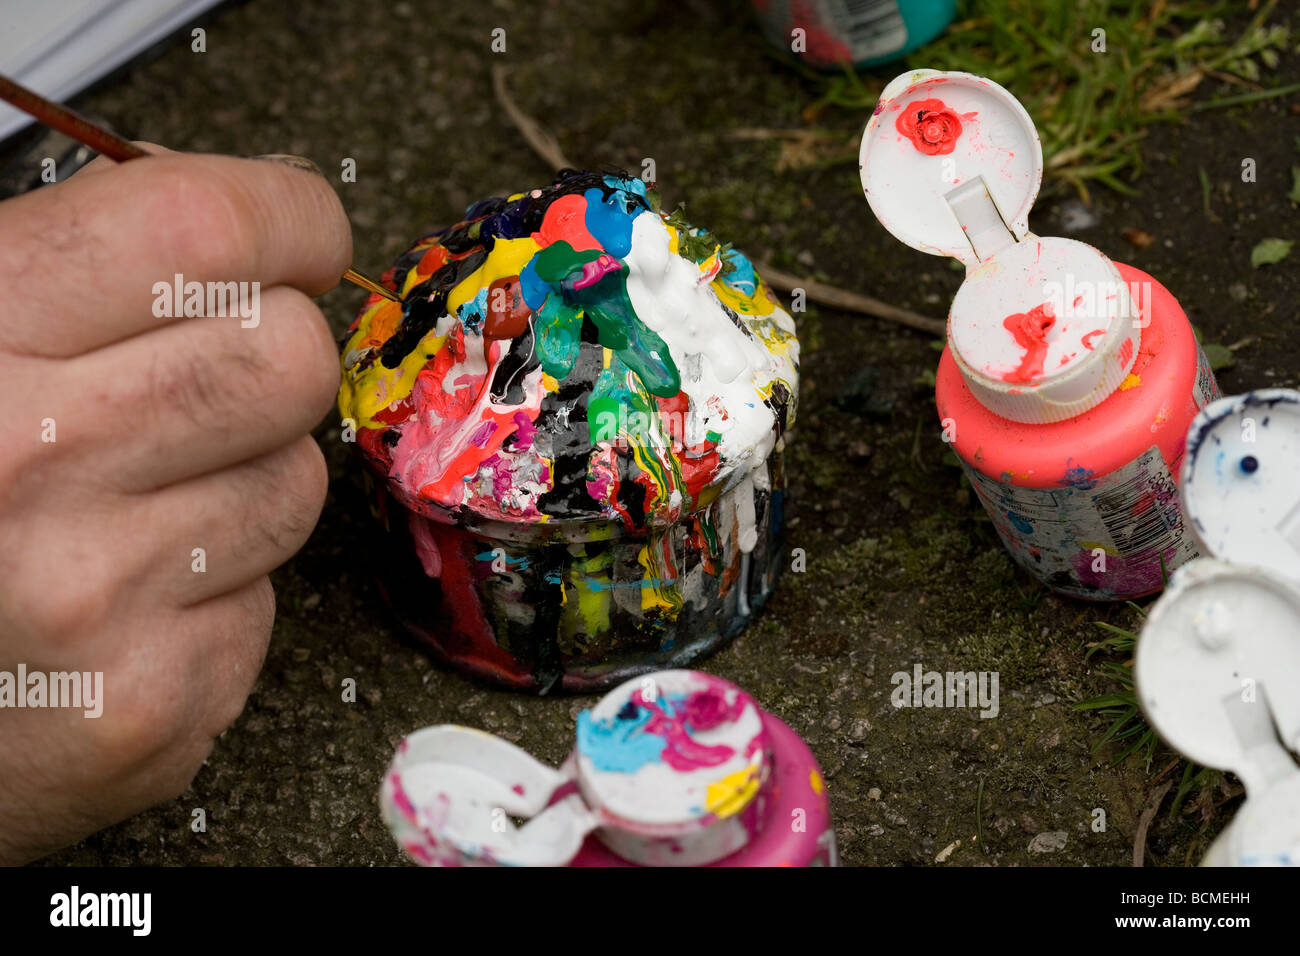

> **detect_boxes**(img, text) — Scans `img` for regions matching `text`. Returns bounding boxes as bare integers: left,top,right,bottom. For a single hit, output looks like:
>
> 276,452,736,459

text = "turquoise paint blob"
457,287,490,335
578,693,690,774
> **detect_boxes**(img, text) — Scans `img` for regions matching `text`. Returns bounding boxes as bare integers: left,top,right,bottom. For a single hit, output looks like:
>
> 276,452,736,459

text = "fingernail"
250,153,324,176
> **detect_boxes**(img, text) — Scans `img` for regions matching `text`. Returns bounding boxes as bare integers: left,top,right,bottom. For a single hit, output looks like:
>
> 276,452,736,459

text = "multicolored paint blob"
339,171,799,691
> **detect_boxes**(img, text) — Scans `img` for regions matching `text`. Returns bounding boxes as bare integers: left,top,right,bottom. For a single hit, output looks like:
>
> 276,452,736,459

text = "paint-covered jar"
338,171,799,692
751,0,956,70
859,70,1219,601
381,670,837,867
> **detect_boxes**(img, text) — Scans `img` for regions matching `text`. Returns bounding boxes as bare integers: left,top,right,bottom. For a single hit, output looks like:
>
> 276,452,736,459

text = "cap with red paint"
860,69,1141,424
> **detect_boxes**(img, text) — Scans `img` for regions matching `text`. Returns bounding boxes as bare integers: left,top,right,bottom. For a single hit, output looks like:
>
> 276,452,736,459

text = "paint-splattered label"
966,446,1199,599
755,0,908,66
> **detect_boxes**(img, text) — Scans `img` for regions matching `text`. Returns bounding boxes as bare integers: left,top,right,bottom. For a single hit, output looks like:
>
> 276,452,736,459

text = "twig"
1132,780,1173,867
489,65,943,337
491,64,574,172
758,262,947,336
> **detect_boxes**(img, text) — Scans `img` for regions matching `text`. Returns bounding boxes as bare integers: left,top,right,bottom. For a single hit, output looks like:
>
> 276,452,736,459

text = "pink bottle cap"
860,69,1140,424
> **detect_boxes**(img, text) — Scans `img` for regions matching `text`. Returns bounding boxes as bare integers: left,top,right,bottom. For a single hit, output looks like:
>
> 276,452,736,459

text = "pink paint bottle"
381,670,836,867
859,70,1220,600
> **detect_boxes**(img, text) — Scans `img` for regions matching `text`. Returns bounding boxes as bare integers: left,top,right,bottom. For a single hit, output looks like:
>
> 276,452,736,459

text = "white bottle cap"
860,70,1140,424
575,670,770,866
1181,389,1300,584
1136,558,1300,797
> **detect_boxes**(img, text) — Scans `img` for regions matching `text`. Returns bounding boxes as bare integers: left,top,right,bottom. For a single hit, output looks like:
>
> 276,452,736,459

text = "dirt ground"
20,0,1298,866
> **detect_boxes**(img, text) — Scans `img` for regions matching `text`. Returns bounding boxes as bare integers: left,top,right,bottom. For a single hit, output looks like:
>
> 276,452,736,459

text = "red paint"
531,193,600,252
1001,302,1056,383
484,275,531,339
1081,329,1105,350
895,98,966,156
937,263,1206,490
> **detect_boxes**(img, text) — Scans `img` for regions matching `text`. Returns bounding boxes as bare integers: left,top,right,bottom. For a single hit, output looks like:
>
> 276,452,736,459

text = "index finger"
0,151,353,357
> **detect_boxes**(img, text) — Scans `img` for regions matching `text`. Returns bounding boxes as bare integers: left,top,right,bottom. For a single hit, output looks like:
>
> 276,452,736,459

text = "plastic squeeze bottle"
859,69,1220,601
1136,389,1300,865
381,670,836,867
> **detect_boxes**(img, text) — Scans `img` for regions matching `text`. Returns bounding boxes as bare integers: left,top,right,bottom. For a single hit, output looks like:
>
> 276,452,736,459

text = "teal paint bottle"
752,0,957,69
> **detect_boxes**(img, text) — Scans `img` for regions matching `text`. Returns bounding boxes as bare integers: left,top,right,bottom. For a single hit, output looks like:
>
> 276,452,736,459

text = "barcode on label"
835,0,907,50
1093,452,1182,559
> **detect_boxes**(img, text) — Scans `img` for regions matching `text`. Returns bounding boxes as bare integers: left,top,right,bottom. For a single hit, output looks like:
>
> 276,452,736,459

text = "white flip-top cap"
1181,389,1300,584
860,70,1140,424
575,670,770,866
1136,558,1300,797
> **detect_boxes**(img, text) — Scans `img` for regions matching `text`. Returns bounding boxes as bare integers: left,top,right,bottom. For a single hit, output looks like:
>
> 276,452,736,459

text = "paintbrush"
0,72,400,303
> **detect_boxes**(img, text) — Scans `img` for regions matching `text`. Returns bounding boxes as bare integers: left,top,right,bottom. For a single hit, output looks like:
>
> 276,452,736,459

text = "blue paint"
1057,460,1098,491
474,550,530,571
457,288,489,335
583,188,637,258
719,249,758,297
519,257,549,311
576,693,687,774
580,575,679,592
1006,511,1034,534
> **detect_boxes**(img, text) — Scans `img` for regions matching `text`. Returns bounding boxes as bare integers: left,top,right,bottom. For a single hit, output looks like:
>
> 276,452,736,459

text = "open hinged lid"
380,670,772,867
1181,389,1300,584
1136,558,1300,797
860,70,1140,424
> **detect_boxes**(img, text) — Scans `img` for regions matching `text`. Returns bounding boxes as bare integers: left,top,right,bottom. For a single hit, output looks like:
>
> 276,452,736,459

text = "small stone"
1058,198,1100,232
302,593,322,610
1228,282,1248,303
935,840,960,863
868,787,882,800
292,647,310,662
1028,831,1068,853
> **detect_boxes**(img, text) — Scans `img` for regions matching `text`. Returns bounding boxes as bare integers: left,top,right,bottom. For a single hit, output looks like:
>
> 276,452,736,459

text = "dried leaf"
1122,227,1156,248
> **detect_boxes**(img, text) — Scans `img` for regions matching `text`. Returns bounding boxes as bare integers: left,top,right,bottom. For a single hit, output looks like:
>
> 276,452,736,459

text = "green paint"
533,240,680,397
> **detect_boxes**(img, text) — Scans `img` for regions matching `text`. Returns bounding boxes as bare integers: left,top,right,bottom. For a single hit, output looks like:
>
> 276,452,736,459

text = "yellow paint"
507,192,526,202
338,310,447,428
636,544,676,613
705,766,760,819
1119,373,1141,391
809,769,824,795
447,238,541,315
714,276,776,317
665,224,680,256
542,372,559,393
1079,541,1119,557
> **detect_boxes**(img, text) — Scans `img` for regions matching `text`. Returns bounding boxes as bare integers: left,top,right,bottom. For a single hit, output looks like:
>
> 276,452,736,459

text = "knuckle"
143,337,271,434
244,440,327,557
142,162,259,279
11,550,117,645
